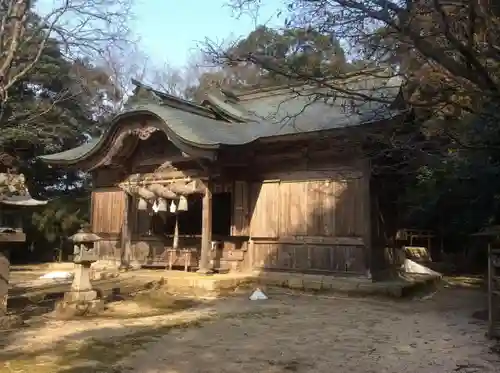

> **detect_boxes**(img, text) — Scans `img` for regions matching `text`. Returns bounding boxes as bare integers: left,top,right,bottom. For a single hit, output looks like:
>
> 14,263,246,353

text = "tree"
30,194,89,262
184,25,350,103
223,1,498,119
0,0,134,124
200,1,500,272
208,2,500,159
0,1,136,262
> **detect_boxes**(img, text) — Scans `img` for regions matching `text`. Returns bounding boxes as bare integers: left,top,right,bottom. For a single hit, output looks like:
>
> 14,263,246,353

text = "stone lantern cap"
69,229,101,244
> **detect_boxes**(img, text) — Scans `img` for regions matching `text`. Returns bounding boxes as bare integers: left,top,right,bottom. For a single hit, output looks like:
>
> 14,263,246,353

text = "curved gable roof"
40,75,405,166
40,102,241,165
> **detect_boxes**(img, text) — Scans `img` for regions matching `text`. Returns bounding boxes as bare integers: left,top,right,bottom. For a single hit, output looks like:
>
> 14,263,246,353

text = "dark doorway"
212,192,232,236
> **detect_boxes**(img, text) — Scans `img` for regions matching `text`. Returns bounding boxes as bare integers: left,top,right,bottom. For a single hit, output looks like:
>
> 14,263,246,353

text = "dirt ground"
0,286,499,373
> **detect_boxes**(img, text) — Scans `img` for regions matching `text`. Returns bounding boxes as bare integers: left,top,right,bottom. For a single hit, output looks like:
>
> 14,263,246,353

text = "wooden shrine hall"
40,74,405,276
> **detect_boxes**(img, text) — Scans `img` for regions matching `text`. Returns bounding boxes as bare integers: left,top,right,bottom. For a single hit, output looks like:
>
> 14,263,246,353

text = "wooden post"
120,194,132,269
361,159,372,277
488,242,495,338
197,182,213,274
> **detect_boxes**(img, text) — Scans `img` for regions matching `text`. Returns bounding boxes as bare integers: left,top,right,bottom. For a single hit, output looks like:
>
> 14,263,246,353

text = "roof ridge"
231,67,396,101
130,78,224,120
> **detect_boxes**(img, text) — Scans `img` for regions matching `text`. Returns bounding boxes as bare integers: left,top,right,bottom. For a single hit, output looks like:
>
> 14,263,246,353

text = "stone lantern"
55,229,104,318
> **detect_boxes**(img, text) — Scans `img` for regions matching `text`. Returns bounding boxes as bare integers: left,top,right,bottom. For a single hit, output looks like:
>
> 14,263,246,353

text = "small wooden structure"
473,226,500,339
40,75,405,276
396,229,434,252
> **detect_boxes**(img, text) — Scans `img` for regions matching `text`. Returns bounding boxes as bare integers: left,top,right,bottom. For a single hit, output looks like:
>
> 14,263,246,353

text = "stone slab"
54,299,105,319
7,268,442,302
134,270,441,298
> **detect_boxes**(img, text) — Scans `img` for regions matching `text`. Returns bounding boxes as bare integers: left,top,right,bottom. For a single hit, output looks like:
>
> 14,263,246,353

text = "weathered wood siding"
232,181,250,236
250,181,280,237
90,153,370,273
247,168,369,274
91,189,126,233
91,188,126,261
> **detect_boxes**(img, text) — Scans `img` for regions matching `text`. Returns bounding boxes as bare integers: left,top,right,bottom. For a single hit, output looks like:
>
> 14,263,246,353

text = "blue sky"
36,0,283,68
132,0,282,68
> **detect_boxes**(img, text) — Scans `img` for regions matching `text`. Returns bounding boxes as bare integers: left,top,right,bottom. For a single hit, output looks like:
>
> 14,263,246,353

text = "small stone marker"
249,288,268,300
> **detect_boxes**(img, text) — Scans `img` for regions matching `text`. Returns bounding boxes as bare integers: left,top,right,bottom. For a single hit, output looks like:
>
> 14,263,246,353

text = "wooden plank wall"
91,188,126,261
91,189,126,233
232,181,250,236
89,169,368,274
247,168,369,274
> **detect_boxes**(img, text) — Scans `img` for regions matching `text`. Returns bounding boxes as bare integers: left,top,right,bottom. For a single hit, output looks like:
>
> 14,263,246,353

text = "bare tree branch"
0,0,135,119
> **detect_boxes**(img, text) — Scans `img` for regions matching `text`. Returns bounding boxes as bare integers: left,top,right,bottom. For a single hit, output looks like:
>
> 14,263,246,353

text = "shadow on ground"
0,286,498,373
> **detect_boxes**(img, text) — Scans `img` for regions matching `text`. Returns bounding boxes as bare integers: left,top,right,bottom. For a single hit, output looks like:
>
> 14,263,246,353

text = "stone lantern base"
54,291,104,319
53,263,105,319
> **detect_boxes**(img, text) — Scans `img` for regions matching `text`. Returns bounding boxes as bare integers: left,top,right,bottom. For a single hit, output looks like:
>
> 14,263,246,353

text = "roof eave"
39,104,224,167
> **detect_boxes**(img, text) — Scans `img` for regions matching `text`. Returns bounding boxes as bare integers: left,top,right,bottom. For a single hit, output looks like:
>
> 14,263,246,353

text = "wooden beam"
197,181,213,274
124,169,208,184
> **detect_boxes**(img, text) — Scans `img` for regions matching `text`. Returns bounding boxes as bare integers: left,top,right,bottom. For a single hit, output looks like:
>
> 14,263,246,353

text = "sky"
36,0,283,69
131,0,282,68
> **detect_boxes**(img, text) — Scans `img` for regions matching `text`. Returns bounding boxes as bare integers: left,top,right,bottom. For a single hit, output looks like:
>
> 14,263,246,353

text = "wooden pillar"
362,159,372,277
197,182,213,274
120,193,132,269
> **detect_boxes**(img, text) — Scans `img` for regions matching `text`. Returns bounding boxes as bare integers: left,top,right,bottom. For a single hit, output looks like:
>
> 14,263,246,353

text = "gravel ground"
1,287,498,373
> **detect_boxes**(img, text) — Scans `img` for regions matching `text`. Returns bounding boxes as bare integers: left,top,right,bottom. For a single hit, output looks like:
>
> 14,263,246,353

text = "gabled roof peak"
130,78,218,119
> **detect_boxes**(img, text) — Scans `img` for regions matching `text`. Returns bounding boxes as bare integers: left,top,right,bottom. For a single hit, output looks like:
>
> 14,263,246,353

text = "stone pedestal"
54,263,104,319
0,251,23,329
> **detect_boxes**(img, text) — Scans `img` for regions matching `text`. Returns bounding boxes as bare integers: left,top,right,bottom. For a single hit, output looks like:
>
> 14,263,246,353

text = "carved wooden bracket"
132,126,158,140
89,126,159,171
